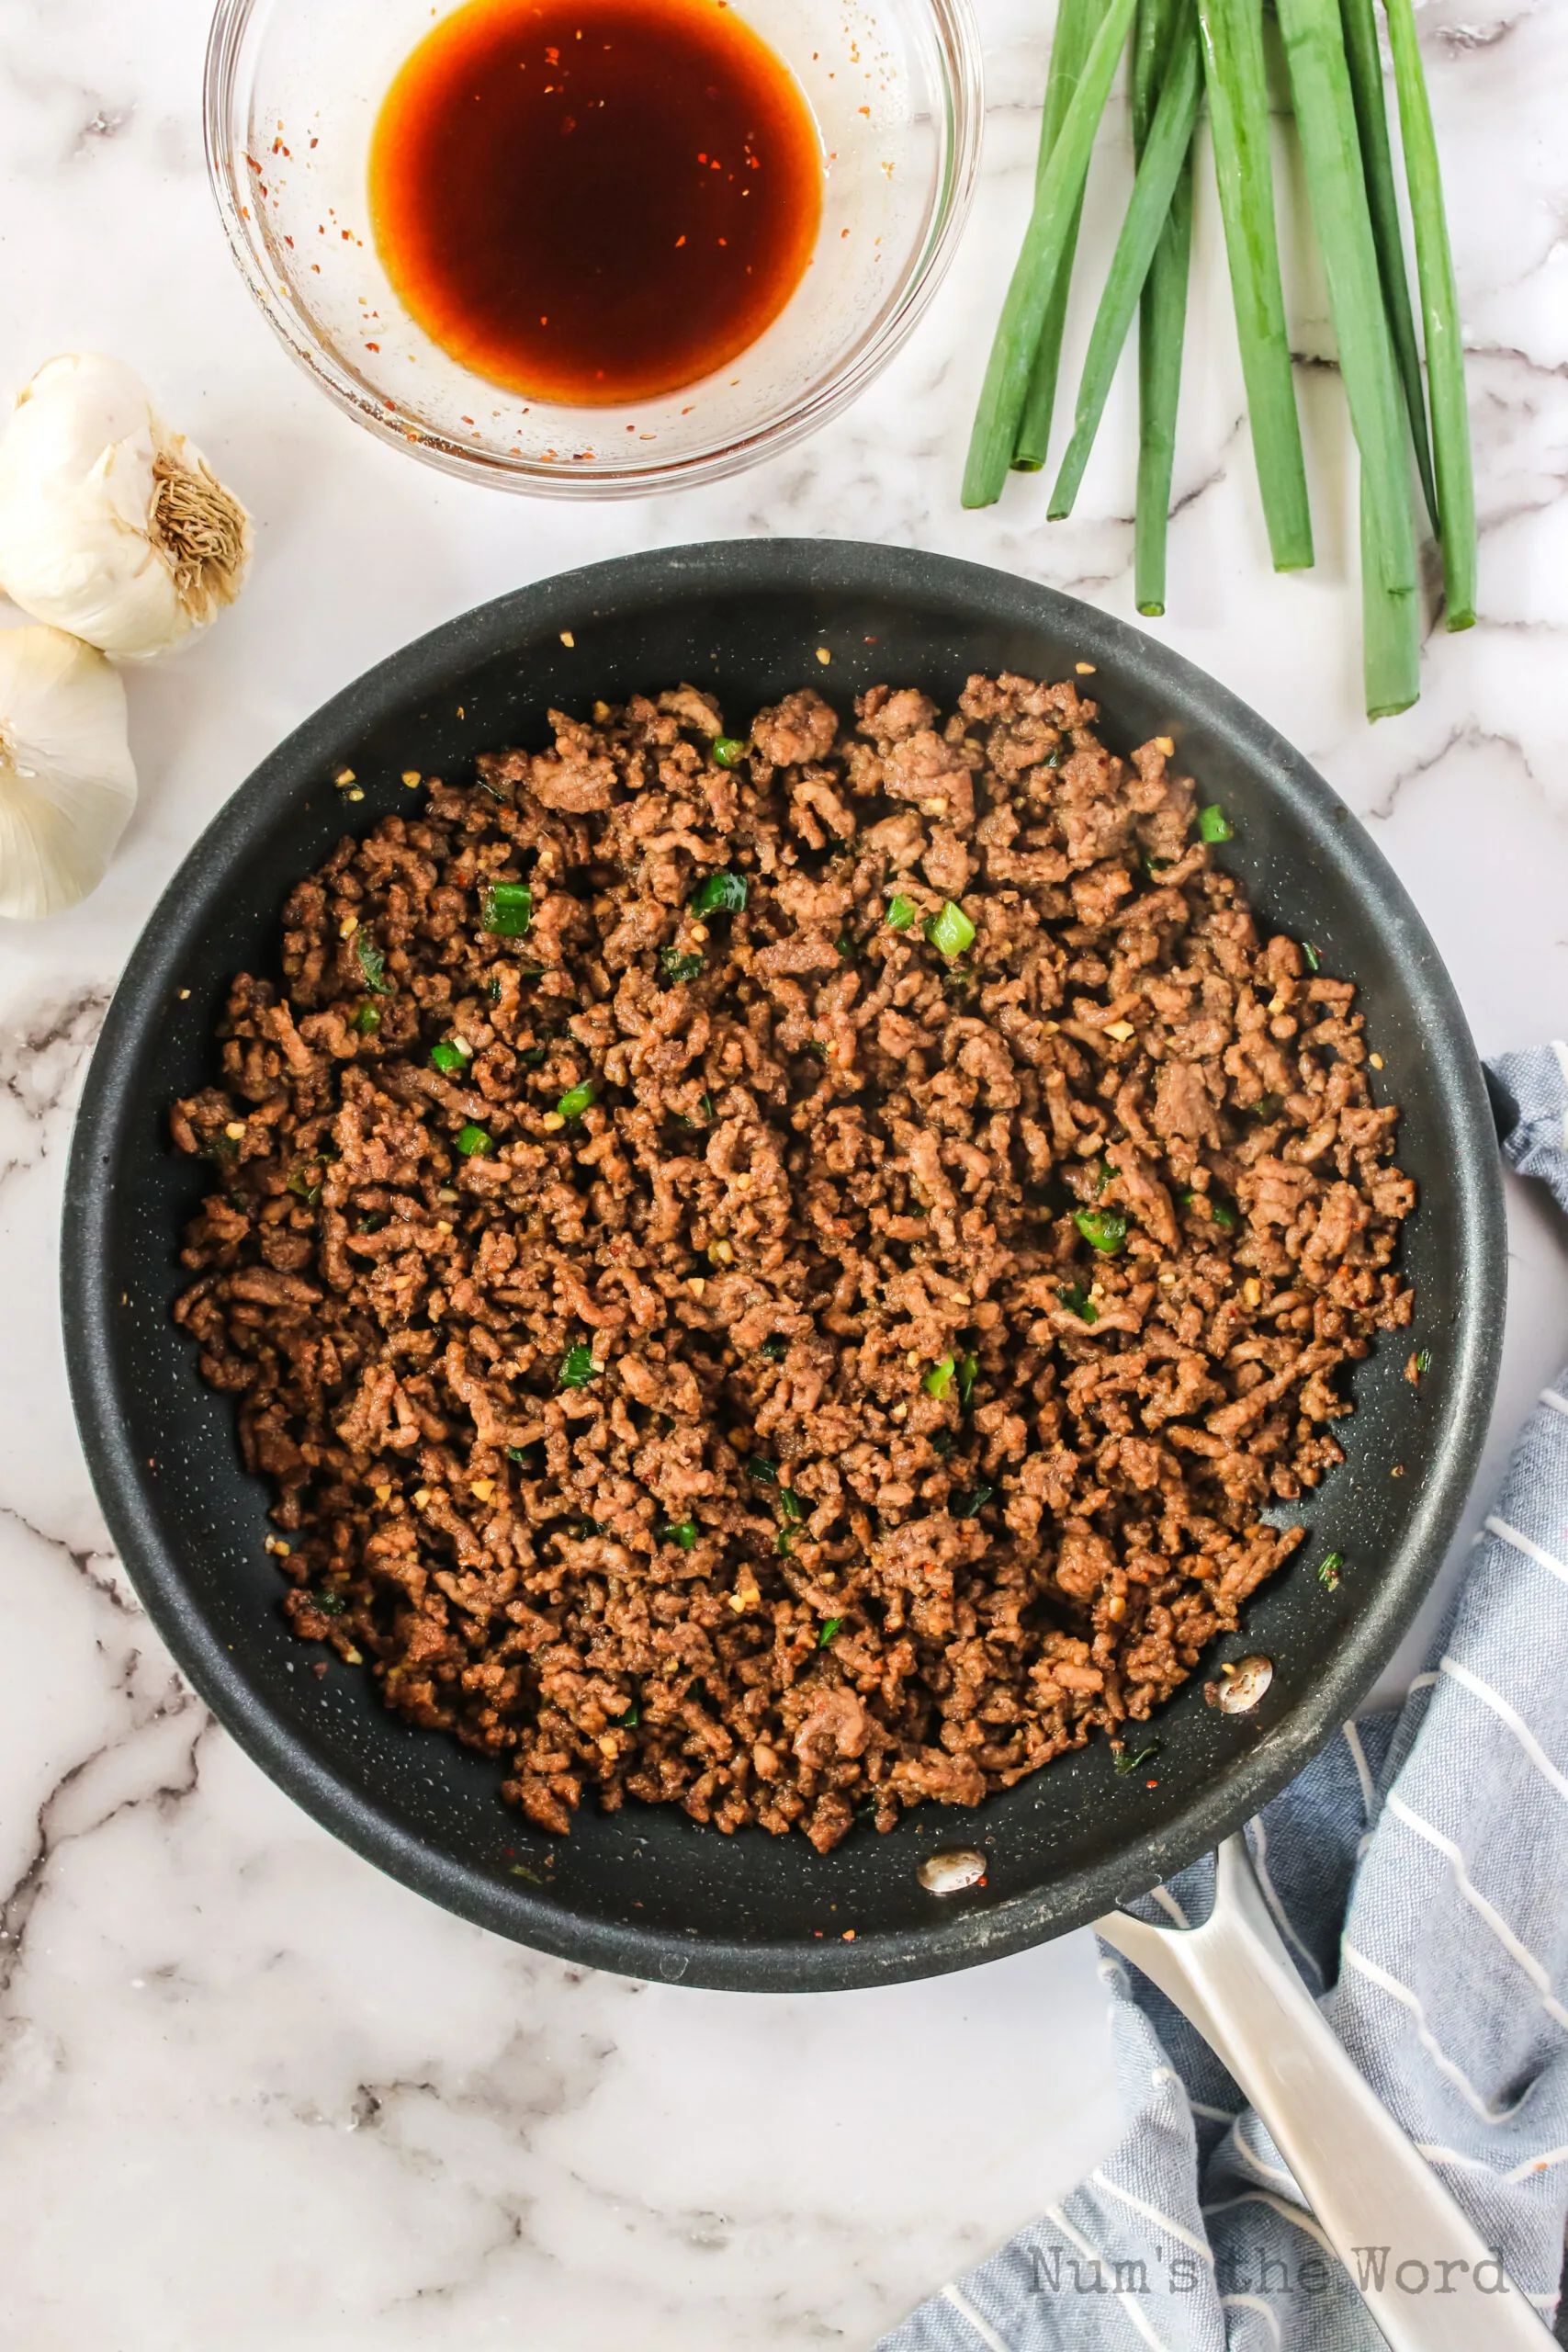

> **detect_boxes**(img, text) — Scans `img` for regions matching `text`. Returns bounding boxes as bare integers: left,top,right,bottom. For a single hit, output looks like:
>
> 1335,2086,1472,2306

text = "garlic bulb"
0,354,251,660
0,626,137,919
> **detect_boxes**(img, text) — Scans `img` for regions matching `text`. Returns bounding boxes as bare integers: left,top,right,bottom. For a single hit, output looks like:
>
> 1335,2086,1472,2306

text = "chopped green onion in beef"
925,901,976,959
1058,1283,1100,1324
689,870,748,916
953,1485,995,1519
355,932,392,993
1075,1205,1129,1254
479,882,533,937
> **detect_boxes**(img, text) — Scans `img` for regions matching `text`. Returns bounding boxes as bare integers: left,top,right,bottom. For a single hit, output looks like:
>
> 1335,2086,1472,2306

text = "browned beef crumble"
171,673,1414,1852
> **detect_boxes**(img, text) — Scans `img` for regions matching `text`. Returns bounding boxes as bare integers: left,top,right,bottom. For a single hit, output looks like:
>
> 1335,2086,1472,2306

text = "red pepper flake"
366,342,380,352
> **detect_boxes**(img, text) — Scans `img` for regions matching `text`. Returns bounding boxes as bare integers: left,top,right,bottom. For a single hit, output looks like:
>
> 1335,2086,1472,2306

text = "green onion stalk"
1049,3,1203,522
1134,0,1198,614
1011,0,1112,472
1383,0,1477,628
963,0,1140,509
1195,0,1314,571
1337,0,1438,530
1275,0,1420,711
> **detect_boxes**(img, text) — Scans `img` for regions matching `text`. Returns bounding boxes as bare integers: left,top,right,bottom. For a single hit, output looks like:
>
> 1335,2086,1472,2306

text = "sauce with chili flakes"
369,0,823,406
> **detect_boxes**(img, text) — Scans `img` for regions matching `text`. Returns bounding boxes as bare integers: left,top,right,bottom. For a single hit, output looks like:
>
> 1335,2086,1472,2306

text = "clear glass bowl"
204,0,981,498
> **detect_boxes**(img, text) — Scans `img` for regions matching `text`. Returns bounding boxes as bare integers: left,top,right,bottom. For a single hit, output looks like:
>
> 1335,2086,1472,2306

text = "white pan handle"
1095,1837,1553,2350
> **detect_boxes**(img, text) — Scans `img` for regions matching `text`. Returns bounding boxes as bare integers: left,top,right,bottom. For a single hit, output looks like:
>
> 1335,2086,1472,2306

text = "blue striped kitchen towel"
880,1045,1568,2352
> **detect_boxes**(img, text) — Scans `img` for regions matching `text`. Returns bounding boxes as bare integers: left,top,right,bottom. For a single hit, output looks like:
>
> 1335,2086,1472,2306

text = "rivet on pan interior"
919,1849,987,1894
1218,1656,1273,1713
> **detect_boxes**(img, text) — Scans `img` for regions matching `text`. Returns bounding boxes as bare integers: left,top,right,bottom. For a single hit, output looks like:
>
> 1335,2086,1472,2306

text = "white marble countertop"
2,0,1566,2343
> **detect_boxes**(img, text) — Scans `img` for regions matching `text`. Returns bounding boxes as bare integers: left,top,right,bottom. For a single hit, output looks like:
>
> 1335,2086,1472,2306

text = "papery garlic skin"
0,354,251,661
0,626,137,919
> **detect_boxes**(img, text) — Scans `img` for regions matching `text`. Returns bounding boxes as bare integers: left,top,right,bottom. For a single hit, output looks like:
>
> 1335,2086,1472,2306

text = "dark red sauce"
369,0,823,406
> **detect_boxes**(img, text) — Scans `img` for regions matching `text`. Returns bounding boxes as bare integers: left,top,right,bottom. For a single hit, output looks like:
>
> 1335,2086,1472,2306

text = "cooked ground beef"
171,673,1414,1852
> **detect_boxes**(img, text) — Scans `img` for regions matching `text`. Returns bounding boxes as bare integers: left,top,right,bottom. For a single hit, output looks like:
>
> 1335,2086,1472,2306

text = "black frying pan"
62,540,1504,1992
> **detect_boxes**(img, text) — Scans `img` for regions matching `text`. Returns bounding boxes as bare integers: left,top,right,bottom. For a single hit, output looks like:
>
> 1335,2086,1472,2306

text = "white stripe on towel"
1201,2191,1337,2257
1343,1721,1376,1820
1043,2208,1168,2350
1384,1789,1568,2029
1485,1515,1568,1590
1341,1942,1515,2122
1415,2142,1498,2177
1248,1815,1324,1987
1439,1655,1568,1806
1221,2295,1283,2348
942,2284,1012,2352
1148,1883,1191,1930
1090,2169,1213,2262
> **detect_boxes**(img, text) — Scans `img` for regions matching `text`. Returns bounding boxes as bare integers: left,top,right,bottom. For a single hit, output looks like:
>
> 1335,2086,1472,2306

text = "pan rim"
62,537,1506,1991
